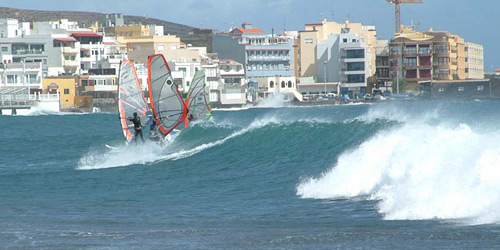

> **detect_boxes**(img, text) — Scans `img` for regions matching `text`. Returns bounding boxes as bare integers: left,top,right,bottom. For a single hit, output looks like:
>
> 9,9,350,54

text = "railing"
62,47,79,54
12,50,44,55
248,56,290,62
32,93,59,101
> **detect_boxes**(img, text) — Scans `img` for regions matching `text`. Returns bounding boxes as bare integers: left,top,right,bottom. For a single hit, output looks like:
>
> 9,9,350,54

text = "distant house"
228,23,264,38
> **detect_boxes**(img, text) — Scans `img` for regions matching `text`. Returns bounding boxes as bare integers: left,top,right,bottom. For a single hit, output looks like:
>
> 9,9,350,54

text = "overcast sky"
2,0,498,71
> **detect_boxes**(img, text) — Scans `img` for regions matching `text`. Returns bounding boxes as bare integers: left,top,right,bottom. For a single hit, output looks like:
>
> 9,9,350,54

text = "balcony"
12,50,44,56
433,50,450,56
63,60,80,67
418,63,432,69
247,56,290,62
62,47,79,54
404,64,418,69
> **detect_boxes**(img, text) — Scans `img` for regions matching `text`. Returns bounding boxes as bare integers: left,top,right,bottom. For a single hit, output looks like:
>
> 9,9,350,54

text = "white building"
0,62,43,89
0,19,30,38
317,32,372,98
218,59,246,106
465,42,484,80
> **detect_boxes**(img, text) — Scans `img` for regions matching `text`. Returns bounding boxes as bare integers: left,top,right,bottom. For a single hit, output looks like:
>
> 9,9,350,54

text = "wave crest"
297,122,500,224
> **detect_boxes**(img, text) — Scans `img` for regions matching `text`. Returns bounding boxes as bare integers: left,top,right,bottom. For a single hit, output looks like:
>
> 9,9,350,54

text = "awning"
71,31,102,37
54,37,77,42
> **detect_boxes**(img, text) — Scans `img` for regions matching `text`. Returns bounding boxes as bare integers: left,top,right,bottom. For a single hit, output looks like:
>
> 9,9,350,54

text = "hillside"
0,6,195,35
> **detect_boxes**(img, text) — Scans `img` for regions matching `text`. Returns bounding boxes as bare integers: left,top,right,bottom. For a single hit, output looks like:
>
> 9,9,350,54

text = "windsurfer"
148,118,160,143
127,112,145,145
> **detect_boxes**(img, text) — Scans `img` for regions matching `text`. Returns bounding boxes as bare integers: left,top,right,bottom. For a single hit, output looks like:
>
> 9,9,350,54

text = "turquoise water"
2,101,500,249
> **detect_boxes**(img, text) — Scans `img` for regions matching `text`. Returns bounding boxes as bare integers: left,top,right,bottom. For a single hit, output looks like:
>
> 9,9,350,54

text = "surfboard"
105,144,118,150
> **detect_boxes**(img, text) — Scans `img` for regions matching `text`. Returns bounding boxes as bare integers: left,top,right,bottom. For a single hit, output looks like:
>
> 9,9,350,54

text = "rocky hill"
0,6,195,35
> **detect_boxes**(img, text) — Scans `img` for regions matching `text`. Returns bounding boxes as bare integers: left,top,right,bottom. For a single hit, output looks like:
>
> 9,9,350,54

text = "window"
434,44,448,53
404,45,417,54
281,81,285,88
64,89,70,94
269,81,274,88
404,58,417,67
157,45,165,51
305,39,313,44
477,86,484,91
1,47,7,52
346,49,364,59
435,57,449,66
390,46,401,55
347,74,365,83
418,46,431,54
7,75,17,84
187,81,190,86
28,74,37,83
343,39,348,43
347,62,365,71
458,86,464,92
287,81,292,88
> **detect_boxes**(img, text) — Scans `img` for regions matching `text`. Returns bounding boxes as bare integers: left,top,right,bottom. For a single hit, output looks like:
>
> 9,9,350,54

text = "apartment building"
465,42,484,79
387,27,484,92
298,18,379,80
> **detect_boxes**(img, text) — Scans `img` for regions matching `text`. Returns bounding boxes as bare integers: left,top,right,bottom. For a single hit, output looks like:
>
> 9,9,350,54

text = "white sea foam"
354,103,440,124
77,115,281,170
213,107,250,111
16,107,87,116
297,121,500,225
248,93,292,109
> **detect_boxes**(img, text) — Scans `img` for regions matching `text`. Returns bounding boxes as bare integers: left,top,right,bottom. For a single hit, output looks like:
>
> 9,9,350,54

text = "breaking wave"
297,108,500,225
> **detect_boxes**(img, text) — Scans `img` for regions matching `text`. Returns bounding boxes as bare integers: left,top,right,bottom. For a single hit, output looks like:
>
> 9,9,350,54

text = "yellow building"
388,27,480,92
116,35,206,65
114,24,164,38
298,18,379,78
42,76,78,110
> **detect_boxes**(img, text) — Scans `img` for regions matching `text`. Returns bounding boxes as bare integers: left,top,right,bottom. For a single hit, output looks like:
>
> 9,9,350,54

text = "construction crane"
387,0,423,34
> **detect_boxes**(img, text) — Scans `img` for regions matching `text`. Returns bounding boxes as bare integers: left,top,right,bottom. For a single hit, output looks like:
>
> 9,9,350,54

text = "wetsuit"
148,121,161,143
130,116,144,144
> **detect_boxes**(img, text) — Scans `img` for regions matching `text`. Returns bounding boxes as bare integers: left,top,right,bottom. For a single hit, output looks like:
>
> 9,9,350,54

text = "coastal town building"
42,76,78,110
213,23,295,81
298,18,379,79
386,27,484,93
465,42,484,79
0,62,43,89
103,13,124,28
297,17,382,98
218,59,247,106
0,18,30,38
375,44,391,93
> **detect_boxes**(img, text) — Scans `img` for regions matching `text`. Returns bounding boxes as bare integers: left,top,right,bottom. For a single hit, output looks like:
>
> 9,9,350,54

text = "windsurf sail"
185,70,212,125
117,60,149,143
148,54,188,136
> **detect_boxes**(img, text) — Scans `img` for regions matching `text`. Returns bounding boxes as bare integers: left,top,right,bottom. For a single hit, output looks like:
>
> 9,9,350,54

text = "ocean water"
2,100,500,249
